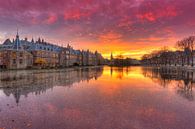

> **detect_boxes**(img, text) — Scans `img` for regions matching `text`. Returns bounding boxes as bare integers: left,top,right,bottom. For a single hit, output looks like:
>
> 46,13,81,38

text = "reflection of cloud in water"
0,67,103,104
137,107,176,127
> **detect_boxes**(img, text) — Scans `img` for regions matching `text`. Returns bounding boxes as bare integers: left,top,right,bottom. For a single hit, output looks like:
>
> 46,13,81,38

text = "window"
19,59,23,64
20,52,23,57
12,52,16,58
13,59,16,64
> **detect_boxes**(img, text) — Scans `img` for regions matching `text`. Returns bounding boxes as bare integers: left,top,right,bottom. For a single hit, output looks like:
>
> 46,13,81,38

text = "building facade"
0,32,104,69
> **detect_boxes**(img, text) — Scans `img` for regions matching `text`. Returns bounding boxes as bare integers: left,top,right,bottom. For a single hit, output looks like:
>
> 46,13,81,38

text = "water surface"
0,66,195,129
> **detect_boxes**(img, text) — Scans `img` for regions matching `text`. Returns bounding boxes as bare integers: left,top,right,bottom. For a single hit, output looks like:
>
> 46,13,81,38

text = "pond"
0,66,195,129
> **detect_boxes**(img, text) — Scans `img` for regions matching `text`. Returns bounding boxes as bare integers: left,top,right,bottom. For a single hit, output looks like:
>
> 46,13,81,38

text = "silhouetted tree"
188,36,195,66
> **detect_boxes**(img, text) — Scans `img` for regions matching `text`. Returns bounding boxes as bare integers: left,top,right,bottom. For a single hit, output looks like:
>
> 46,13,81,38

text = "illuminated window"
12,52,16,58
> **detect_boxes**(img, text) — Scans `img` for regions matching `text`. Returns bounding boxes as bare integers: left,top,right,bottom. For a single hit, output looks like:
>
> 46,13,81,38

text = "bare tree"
176,38,190,66
188,36,195,66
141,36,195,67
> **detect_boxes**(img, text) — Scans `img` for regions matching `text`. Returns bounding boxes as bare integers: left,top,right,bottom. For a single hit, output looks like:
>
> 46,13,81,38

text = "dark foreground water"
0,66,195,129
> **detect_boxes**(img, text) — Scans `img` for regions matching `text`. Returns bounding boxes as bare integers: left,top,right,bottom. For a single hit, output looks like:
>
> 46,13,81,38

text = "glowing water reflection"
0,66,194,129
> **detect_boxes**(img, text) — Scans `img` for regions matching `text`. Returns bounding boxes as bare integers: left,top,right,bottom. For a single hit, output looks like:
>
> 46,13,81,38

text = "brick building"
0,32,104,69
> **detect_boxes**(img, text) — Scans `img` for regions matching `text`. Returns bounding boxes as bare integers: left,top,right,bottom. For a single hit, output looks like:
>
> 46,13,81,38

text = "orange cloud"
138,36,169,42
99,31,123,43
64,9,92,20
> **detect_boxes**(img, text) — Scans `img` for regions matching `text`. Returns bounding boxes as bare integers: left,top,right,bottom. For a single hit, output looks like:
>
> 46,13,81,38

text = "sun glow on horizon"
0,0,194,60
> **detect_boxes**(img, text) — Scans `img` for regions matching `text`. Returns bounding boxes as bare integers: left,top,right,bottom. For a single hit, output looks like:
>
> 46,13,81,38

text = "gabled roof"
0,35,103,58
3,39,12,45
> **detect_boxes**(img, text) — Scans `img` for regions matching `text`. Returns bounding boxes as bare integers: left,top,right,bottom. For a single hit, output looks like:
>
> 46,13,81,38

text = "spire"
16,28,19,39
13,29,22,50
38,37,41,43
111,52,113,60
31,38,34,43
67,43,70,48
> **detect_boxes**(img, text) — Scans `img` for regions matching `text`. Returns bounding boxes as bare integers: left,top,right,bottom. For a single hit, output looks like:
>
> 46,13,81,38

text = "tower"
31,38,34,43
110,52,114,66
38,37,41,43
67,43,71,49
111,52,113,60
13,29,22,50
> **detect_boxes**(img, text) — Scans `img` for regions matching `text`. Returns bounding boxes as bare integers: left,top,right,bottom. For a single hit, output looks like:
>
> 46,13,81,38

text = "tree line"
141,36,195,66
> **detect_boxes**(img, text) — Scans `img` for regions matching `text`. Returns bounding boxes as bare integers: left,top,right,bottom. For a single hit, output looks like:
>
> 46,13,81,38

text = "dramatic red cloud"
138,12,155,22
0,0,195,59
45,14,58,24
137,1,178,22
187,19,195,27
64,9,92,20
117,16,133,30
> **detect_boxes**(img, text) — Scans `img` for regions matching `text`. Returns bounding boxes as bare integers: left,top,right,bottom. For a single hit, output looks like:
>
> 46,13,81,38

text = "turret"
110,52,114,66
111,52,113,60
31,38,34,43
38,37,41,43
16,29,19,39
67,44,71,49
13,29,23,50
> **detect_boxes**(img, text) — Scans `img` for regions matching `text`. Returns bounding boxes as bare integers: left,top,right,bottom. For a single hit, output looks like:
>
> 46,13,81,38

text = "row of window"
12,52,23,57
13,59,23,64
39,46,54,51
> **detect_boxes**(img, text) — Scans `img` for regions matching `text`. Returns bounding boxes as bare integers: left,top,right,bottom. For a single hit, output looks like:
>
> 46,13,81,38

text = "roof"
0,35,103,58
3,39,12,45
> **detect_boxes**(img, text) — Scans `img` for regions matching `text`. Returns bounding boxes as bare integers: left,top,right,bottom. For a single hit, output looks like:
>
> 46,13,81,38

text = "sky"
0,0,195,59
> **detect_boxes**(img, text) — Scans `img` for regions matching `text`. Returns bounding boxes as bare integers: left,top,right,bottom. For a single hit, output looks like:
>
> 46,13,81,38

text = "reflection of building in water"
0,67,103,104
142,67,195,101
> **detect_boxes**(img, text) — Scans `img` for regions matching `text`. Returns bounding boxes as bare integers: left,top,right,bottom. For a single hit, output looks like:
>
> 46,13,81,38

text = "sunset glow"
0,0,195,59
